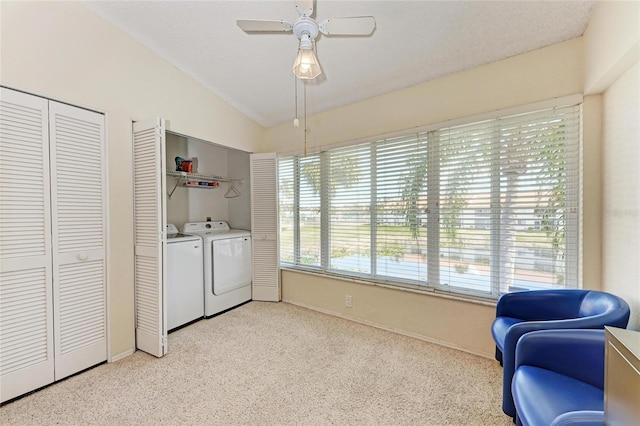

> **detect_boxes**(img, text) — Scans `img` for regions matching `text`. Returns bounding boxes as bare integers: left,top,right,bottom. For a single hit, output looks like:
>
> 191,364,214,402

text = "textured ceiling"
85,1,596,128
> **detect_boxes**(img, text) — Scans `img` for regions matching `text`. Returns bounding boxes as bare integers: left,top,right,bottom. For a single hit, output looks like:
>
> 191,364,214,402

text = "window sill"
280,266,498,308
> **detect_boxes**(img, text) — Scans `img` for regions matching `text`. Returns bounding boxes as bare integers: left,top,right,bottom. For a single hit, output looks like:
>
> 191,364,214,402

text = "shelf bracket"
167,176,183,198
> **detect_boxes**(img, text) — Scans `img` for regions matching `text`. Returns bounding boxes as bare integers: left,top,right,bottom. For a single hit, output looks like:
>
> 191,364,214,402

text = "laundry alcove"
132,119,279,358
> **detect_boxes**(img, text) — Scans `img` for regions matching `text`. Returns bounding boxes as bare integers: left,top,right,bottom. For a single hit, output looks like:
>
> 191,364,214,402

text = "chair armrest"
550,410,604,426
496,290,586,319
504,314,614,362
515,329,605,389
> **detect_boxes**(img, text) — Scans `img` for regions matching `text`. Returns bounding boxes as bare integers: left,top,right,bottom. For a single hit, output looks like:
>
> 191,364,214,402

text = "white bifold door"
250,153,280,301
132,118,167,357
0,87,107,403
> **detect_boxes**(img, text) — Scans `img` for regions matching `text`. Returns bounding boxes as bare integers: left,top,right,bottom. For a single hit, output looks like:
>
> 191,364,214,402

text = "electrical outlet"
345,295,352,308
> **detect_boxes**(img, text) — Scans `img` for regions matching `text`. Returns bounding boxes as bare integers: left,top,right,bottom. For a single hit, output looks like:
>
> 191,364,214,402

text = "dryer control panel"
183,221,230,234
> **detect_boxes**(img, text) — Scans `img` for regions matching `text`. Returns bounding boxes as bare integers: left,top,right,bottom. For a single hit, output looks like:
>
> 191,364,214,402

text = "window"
279,102,581,298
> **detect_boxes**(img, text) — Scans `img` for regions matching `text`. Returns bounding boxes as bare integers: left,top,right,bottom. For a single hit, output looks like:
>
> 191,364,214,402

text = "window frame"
278,96,583,299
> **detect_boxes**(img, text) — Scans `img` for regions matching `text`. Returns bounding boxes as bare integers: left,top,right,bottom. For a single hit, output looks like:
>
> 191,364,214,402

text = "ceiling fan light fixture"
292,35,322,80
292,48,321,80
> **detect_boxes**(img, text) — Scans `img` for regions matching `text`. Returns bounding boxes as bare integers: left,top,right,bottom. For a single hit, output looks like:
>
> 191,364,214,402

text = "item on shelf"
175,156,193,173
208,182,220,187
198,181,208,186
185,181,198,186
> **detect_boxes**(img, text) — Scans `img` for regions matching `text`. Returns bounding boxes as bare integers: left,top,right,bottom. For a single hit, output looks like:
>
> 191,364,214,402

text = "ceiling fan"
237,0,376,80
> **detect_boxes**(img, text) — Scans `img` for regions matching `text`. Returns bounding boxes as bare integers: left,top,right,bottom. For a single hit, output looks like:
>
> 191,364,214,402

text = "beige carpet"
0,302,512,425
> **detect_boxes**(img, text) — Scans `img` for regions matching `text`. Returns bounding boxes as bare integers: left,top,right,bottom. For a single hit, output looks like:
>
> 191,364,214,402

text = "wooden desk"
604,326,640,425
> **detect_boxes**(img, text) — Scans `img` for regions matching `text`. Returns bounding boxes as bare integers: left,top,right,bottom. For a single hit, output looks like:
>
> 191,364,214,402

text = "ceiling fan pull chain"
304,82,307,157
293,75,300,128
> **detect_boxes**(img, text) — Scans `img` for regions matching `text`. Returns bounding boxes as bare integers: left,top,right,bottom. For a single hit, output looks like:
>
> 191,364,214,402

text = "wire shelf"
166,170,241,197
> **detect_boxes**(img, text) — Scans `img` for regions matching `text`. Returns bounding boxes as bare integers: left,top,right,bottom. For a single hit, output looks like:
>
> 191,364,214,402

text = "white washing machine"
182,221,252,317
166,224,204,330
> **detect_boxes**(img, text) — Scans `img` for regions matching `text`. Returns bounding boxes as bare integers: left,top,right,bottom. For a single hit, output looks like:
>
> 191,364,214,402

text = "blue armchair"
512,329,605,426
491,289,630,417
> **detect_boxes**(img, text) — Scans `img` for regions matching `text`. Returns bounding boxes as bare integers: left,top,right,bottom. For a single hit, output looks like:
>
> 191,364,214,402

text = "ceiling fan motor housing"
293,17,319,47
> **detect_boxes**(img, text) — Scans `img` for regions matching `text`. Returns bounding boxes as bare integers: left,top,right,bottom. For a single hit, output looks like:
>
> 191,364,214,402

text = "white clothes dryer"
182,221,252,317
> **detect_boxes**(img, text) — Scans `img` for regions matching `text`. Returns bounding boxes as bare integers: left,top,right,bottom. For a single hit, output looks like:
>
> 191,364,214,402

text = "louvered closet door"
0,88,54,403
132,118,167,357
49,101,107,380
250,153,280,301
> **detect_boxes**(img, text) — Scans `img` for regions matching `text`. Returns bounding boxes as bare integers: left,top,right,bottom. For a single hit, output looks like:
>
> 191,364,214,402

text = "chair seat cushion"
513,366,603,426
550,410,604,426
491,316,523,351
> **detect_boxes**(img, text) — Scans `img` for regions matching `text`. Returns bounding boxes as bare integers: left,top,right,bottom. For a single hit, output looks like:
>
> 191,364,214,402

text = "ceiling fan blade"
319,16,376,36
295,0,314,18
237,19,293,32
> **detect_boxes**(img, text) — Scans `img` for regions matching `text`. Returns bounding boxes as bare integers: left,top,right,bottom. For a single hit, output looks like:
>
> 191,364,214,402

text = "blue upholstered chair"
512,329,606,426
491,289,630,417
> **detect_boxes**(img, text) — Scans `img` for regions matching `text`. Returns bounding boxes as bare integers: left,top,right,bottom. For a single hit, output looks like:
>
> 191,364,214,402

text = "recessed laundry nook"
163,134,254,331
131,123,277,358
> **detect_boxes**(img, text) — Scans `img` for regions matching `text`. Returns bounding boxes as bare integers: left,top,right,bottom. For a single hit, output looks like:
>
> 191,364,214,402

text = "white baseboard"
109,349,135,363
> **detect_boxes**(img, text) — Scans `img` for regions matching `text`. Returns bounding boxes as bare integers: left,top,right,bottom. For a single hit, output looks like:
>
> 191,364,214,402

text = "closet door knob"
78,253,89,261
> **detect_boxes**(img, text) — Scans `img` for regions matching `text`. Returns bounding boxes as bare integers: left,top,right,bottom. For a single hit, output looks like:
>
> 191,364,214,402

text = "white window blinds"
298,154,322,267
279,102,581,298
278,157,295,264
327,144,372,274
374,133,430,283
438,106,580,294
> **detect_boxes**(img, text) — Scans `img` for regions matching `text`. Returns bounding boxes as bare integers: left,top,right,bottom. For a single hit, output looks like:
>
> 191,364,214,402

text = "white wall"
263,38,584,154
583,0,640,94
0,2,263,359
584,1,640,331
602,62,640,330
581,94,603,289
165,133,190,228
227,150,252,231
